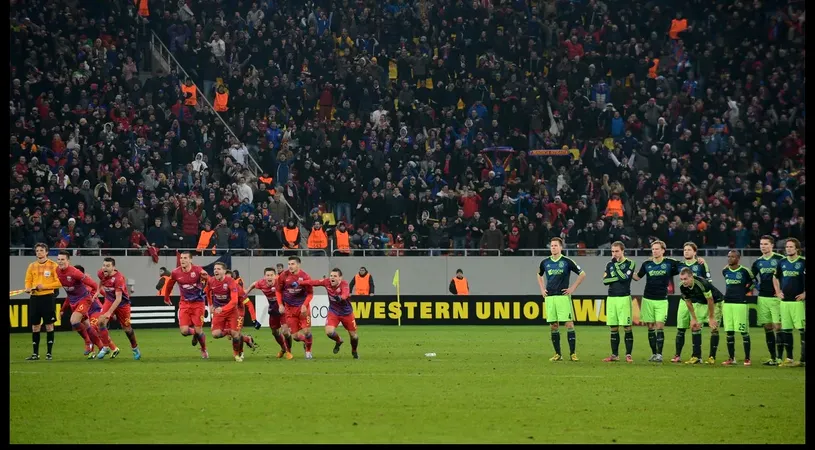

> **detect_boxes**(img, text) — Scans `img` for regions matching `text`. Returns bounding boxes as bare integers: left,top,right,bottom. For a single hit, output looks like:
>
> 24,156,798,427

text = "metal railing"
148,31,307,247
9,247,799,258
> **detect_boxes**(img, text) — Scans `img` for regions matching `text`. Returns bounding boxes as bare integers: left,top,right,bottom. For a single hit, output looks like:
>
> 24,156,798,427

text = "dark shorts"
29,293,56,326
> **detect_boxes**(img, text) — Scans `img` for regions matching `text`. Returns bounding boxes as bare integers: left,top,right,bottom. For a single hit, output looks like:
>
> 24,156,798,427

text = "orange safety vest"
307,228,328,249
353,273,371,295
197,229,215,254
136,0,149,17
669,18,688,40
648,58,660,79
258,176,276,195
453,277,469,295
605,198,624,218
157,275,170,295
181,83,197,106
283,226,299,248
335,230,351,254
214,91,229,112
235,277,244,290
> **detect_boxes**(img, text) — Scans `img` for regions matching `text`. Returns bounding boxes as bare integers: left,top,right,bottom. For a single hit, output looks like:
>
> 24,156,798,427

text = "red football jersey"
274,269,313,307
57,266,97,304
304,279,352,316
207,275,239,309
166,265,208,302
99,270,130,305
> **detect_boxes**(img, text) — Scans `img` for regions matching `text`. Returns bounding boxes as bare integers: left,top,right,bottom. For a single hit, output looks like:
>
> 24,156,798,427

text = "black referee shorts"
29,293,57,326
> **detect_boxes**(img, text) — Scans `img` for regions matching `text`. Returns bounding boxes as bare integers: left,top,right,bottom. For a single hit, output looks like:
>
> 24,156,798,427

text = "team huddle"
538,236,806,367
22,245,360,362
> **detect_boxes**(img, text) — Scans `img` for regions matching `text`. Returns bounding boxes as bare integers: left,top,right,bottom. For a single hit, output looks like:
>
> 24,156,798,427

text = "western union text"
351,299,611,322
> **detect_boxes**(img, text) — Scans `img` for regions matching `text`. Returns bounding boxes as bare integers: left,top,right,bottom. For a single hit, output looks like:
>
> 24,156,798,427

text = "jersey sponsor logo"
782,270,801,277
181,284,195,289
725,278,743,284
546,269,565,276
648,270,668,276
760,267,776,274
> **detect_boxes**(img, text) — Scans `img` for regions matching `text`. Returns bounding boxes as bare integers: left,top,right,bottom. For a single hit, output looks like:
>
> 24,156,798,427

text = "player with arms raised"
677,267,719,364
672,242,716,363
721,251,755,366
55,251,111,357
751,235,786,365
163,251,210,359
275,256,315,359
773,238,806,367
302,268,360,359
601,241,636,363
244,268,293,359
632,240,681,362
95,258,141,360
538,237,587,362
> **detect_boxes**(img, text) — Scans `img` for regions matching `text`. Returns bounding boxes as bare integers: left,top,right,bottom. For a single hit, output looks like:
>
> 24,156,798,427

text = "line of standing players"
538,235,805,366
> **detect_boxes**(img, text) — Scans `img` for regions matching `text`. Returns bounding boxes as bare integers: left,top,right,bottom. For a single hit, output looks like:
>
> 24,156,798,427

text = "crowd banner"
9,295,760,332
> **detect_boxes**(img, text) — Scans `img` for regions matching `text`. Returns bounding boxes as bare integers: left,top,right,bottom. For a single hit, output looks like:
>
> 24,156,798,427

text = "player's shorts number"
738,323,746,332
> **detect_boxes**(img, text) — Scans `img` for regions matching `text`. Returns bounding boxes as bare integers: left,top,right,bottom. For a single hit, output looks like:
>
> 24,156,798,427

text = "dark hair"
787,238,802,251
288,256,301,263
331,267,343,276
264,267,276,274
232,270,240,278
57,250,71,258
103,257,116,266
760,235,775,245
550,237,564,246
214,262,227,269
34,243,48,251
679,267,693,277
683,242,698,252
180,251,194,258
74,265,85,273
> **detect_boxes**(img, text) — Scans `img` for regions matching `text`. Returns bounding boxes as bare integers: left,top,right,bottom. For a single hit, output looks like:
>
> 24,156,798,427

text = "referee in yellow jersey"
24,243,63,360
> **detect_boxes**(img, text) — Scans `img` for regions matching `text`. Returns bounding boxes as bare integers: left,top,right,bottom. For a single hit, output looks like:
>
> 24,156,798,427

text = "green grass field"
9,326,805,444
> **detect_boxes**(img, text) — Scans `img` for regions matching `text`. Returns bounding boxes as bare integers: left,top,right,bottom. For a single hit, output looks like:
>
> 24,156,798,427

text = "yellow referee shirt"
25,259,62,296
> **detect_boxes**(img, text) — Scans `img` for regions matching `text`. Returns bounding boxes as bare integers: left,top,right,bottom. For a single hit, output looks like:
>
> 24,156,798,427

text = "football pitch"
9,326,805,444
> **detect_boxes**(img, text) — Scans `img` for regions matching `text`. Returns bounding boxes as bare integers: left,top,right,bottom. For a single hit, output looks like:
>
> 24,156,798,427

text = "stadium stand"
9,0,806,257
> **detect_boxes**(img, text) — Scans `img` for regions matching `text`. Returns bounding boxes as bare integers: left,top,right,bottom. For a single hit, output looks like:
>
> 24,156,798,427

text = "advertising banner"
9,295,760,331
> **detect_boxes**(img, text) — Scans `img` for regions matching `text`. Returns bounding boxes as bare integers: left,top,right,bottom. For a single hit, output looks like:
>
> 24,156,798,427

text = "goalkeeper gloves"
253,320,262,330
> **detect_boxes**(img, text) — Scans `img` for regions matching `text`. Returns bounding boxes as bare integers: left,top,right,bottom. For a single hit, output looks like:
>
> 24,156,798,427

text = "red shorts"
70,297,93,319
88,310,103,328
211,307,241,333
284,304,311,333
326,312,357,332
102,301,132,327
268,303,283,329
178,301,205,328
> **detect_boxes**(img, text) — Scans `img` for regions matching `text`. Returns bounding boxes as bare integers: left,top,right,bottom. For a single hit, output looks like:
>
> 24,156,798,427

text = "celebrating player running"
244,267,293,359
302,268,360,359
275,256,315,359
55,251,111,358
95,258,141,360
205,263,254,362
163,251,210,359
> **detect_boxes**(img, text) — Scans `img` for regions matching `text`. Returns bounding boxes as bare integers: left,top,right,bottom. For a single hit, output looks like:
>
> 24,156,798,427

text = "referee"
23,243,63,361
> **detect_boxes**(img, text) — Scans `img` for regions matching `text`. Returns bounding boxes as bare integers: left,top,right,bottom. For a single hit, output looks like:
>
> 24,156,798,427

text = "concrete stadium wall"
9,255,754,299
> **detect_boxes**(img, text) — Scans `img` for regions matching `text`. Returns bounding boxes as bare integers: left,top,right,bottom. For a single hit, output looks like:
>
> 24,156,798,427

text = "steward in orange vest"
449,269,469,295
258,174,276,195
181,78,197,106
307,222,328,252
350,267,374,296
197,222,216,254
282,220,300,249
214,85,229,112
604,194,624,218
333,222,351,255
135,0,150,17
156,267,171,295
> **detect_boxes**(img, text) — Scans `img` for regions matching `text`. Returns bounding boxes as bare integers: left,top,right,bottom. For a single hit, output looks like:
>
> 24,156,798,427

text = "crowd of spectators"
9,0,806,258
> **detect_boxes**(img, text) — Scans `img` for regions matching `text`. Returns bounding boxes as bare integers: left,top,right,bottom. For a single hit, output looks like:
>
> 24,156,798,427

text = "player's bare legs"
93,315,119,357
80,317,104,358
186,324,208,357
292,325,314,359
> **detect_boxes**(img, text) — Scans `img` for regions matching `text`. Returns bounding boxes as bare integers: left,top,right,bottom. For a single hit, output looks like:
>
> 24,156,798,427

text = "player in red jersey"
244,267,293,359
224,270,259,357
205,262,253,362
163,251,210,359
275,256,315,359
95,257,141,360
302,268,360,359
59,264,107,358
55,251,108,357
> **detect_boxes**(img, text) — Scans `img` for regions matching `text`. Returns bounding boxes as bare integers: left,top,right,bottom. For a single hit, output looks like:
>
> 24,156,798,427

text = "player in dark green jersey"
721,251,755,366
677,268,719,364
773,238,806,367
671,242,718,363
538,237,587,362
602,241,637,363
751,235,786,365
632,240,681,362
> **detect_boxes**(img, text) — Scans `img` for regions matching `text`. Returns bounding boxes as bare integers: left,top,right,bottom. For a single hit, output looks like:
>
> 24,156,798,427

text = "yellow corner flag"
393,270,401,326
